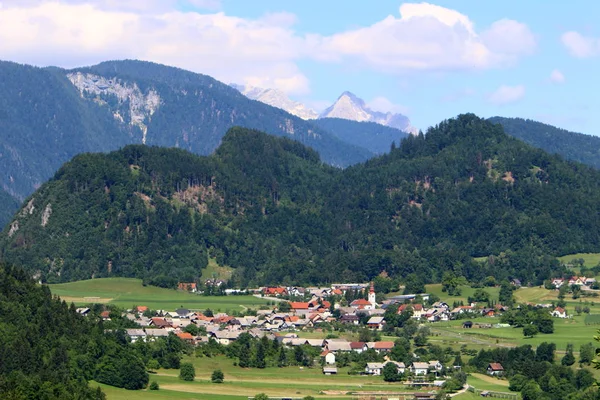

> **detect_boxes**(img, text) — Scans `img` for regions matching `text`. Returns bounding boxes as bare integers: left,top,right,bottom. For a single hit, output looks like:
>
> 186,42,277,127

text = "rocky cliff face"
232,84,319,120
67,72,161,144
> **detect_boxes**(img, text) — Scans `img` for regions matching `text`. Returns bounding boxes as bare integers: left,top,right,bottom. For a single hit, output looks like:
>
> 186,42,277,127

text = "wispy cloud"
549,69,565,84
488,85,525,105
561,31,600,58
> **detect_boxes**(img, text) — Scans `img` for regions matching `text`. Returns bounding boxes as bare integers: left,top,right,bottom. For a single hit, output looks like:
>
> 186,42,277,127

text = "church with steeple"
368,281,377,308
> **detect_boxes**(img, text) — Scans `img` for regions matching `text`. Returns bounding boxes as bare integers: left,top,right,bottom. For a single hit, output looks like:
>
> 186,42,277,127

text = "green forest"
2,114,599,287
0,263,190,399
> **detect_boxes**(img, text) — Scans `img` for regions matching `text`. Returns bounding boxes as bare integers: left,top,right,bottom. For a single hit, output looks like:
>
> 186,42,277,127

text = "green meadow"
425,283,500,305
94,355,426,400
558,253,600,268
49,278,269,312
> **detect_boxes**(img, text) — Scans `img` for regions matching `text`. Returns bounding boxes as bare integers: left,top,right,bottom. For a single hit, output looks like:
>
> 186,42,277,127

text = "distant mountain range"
0,60,374,201
232,85,416,134
231,84,319,120
489,117,600,169
2,58,600,231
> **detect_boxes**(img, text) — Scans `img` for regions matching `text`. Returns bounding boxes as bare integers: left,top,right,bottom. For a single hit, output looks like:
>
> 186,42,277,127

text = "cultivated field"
49,278,269,312
95,355,431,400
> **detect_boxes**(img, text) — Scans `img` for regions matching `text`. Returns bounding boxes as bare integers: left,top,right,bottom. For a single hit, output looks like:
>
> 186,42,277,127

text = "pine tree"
561,344,575,366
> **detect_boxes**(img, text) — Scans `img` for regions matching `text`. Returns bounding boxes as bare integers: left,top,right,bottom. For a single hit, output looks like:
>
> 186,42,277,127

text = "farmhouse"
367,316,385,330
177,282,197,292
487,363,504,376
552,307,567,318
410,362,430,376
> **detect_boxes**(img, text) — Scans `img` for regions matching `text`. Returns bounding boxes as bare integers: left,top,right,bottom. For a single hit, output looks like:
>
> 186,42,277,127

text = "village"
72,276,586,388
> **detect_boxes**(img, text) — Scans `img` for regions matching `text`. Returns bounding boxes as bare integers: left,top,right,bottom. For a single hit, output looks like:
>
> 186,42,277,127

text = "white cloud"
561,31,600,58
314,2,536,71
550,69,565,84
0,2,309,94
0,1,536,95
368,97,410,115
488,85,525,105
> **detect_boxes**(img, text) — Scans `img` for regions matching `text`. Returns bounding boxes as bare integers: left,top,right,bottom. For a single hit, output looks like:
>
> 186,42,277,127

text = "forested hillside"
0,59,372,217
490,117,600,169
0,264,154,398
0,61,130,200
312,117,409,154
2,115,599,288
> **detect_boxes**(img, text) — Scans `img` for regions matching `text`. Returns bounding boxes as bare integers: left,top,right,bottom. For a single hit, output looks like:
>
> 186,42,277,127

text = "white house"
321,350,336,365
365,362,385,375
551,307,567,318
411,362,430,376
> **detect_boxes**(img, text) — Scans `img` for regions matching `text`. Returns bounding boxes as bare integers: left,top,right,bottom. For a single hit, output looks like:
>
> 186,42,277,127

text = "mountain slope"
0,61,131,200
73,60,371,166
0,189,20,229
489,117,600,169
0,59,372,207
3,115,600,287
320,91,415,132
312,118,409,154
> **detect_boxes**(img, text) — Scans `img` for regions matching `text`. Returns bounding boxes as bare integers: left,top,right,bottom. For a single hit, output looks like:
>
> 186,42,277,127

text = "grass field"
49,278,269,312
558,253,600,267
425,283,500,305
430,313,600,351
96,355,426,400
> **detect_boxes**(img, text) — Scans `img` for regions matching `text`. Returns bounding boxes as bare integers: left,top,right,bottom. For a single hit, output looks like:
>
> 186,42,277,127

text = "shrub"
179,362,195,381
211,369,224,383
149,381,159,390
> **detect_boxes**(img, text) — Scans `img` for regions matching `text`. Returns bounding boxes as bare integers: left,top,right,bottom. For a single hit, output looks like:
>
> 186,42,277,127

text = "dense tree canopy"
0,264,152,398
3,115,600,286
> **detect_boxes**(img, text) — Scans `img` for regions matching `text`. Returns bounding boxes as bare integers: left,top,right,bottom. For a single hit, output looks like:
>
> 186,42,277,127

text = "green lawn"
95,354,420,400
49,278,269,312
558,253,600,268
425,283,500,305
431,314,599,351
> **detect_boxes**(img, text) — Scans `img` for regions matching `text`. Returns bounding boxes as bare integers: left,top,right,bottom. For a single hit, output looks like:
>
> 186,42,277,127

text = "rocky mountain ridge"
232,85,416,133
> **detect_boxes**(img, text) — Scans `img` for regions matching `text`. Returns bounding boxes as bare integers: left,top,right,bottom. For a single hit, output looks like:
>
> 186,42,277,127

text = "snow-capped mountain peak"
231,84,318,120
320,91,416,134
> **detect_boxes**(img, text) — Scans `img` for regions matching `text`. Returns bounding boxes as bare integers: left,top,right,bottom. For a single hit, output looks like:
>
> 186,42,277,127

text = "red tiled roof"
177,332,194,340
290,302,310,310
351,299,372,306
151,317,171,327
264,287,286,294
136,306,148,312
374,341,394,349
488,363,504,371
350,342,365,349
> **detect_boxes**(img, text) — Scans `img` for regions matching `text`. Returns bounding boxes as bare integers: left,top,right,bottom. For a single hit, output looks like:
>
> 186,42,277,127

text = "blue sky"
1,0,599,134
